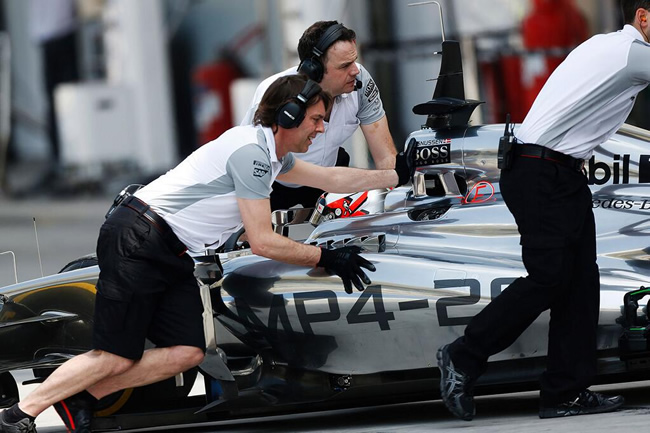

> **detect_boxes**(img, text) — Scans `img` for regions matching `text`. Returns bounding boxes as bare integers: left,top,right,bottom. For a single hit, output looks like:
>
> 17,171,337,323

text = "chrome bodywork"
1,123,649,427
2,33,650,427
214,123,650,397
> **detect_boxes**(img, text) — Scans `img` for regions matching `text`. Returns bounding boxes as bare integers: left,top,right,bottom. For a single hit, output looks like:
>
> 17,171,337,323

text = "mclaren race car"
2,39,650,431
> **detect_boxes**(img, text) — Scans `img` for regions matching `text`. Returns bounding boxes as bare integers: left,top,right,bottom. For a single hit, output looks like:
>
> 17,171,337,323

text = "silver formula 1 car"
2,38,650,431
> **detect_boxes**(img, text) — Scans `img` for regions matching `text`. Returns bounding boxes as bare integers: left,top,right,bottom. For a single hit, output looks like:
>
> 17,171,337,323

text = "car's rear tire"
95,367,200,415
0,372,19,408
59,254,98,273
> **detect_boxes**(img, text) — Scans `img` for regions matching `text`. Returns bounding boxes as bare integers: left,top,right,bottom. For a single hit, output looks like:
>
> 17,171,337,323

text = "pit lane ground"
3,197,650,432
13,368,650,433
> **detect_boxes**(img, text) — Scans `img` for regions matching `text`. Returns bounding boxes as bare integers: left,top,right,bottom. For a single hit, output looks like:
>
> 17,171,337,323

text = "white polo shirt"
135,125,295,252
240,64,385,186
517,25,650,160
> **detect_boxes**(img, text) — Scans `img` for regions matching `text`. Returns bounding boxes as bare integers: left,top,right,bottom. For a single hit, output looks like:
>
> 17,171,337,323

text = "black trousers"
448,155,599,405
270,147,350,211
95,205,205,360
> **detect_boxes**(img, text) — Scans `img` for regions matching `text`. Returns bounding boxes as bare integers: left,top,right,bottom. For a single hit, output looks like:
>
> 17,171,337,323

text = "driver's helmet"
309,188,390,226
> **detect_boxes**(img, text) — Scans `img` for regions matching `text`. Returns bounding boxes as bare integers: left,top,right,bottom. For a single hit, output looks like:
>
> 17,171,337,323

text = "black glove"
317,246,376,294
395,138,418,187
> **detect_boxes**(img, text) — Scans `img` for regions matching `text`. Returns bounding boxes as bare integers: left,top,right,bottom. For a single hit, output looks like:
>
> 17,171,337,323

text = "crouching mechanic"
0,74,416,433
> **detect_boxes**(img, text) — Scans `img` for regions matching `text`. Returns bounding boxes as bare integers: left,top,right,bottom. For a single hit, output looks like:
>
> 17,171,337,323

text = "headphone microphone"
355,78,362,90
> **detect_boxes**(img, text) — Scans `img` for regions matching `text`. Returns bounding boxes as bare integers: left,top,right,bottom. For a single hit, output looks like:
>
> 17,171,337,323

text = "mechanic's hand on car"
395,137,418,187
317,246,376,294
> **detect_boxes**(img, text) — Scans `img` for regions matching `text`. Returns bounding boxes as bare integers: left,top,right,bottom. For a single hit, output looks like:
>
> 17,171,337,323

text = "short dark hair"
253,75,332,128
621,0,650,23
297,21,356,64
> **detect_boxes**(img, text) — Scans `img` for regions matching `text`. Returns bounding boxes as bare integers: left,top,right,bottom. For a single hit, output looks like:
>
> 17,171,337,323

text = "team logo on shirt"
253,160,270,178
364,78,379,103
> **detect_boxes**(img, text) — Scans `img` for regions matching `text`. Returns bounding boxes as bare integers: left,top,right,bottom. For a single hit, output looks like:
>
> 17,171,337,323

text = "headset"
276,79,322,129
298,23,346,83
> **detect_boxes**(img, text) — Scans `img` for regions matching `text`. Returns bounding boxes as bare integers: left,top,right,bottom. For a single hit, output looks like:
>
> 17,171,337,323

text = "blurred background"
0,0,646,285
0,0,642,197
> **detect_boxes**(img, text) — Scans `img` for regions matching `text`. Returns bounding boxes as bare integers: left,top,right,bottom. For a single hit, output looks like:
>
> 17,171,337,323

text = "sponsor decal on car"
587,154,650,185
415,139,451,166
588,154,650,210
230,277,518,333
592,199,650,210
463,181,495,204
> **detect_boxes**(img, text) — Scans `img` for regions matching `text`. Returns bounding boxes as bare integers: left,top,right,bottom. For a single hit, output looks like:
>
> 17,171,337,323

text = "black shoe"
53,392,95,433
0,414,36,433
539,390,625,419
437,344,475,421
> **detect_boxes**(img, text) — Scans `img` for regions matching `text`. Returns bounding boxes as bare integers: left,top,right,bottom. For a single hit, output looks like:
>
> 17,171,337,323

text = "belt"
514,143,585,171
120,196,187,256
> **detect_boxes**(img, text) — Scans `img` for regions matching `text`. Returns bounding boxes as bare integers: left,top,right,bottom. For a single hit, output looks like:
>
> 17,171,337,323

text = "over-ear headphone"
276,80,322,129
298,23,346,82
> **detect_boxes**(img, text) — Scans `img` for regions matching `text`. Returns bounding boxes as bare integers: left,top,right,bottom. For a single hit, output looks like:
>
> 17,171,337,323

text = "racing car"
2,35,650,431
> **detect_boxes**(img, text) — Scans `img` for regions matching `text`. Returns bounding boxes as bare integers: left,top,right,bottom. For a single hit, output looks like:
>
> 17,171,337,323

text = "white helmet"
309,188,390,226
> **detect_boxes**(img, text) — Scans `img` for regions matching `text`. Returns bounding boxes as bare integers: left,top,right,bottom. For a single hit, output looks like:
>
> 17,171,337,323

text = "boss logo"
415,139,451,166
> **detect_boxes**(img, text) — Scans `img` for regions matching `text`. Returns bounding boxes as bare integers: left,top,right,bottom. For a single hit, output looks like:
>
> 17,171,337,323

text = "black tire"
0,372,19,408
59,254,98,273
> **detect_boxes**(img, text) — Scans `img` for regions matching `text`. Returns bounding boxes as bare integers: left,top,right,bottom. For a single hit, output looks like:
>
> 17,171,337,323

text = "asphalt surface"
16,376,650,433
4,195,650,432
0,195,107,286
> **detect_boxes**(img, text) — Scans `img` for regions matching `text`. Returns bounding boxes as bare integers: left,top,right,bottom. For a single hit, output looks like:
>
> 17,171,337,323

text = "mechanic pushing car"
0,74,416,433
240,20,397,211
437,0,650,421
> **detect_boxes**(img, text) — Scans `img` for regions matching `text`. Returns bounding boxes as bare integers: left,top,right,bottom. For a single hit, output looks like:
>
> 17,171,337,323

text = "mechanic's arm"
277,137,415,192
237,197,375,293
360,116,397,170
238,197,320,266
277,159,398,193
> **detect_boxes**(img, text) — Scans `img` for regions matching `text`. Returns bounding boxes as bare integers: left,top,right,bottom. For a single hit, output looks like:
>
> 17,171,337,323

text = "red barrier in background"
480,0,587,123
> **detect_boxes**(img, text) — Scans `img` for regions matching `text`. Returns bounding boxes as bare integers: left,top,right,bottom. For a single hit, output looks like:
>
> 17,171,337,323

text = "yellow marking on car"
12,282,96,303
94,388,134,417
